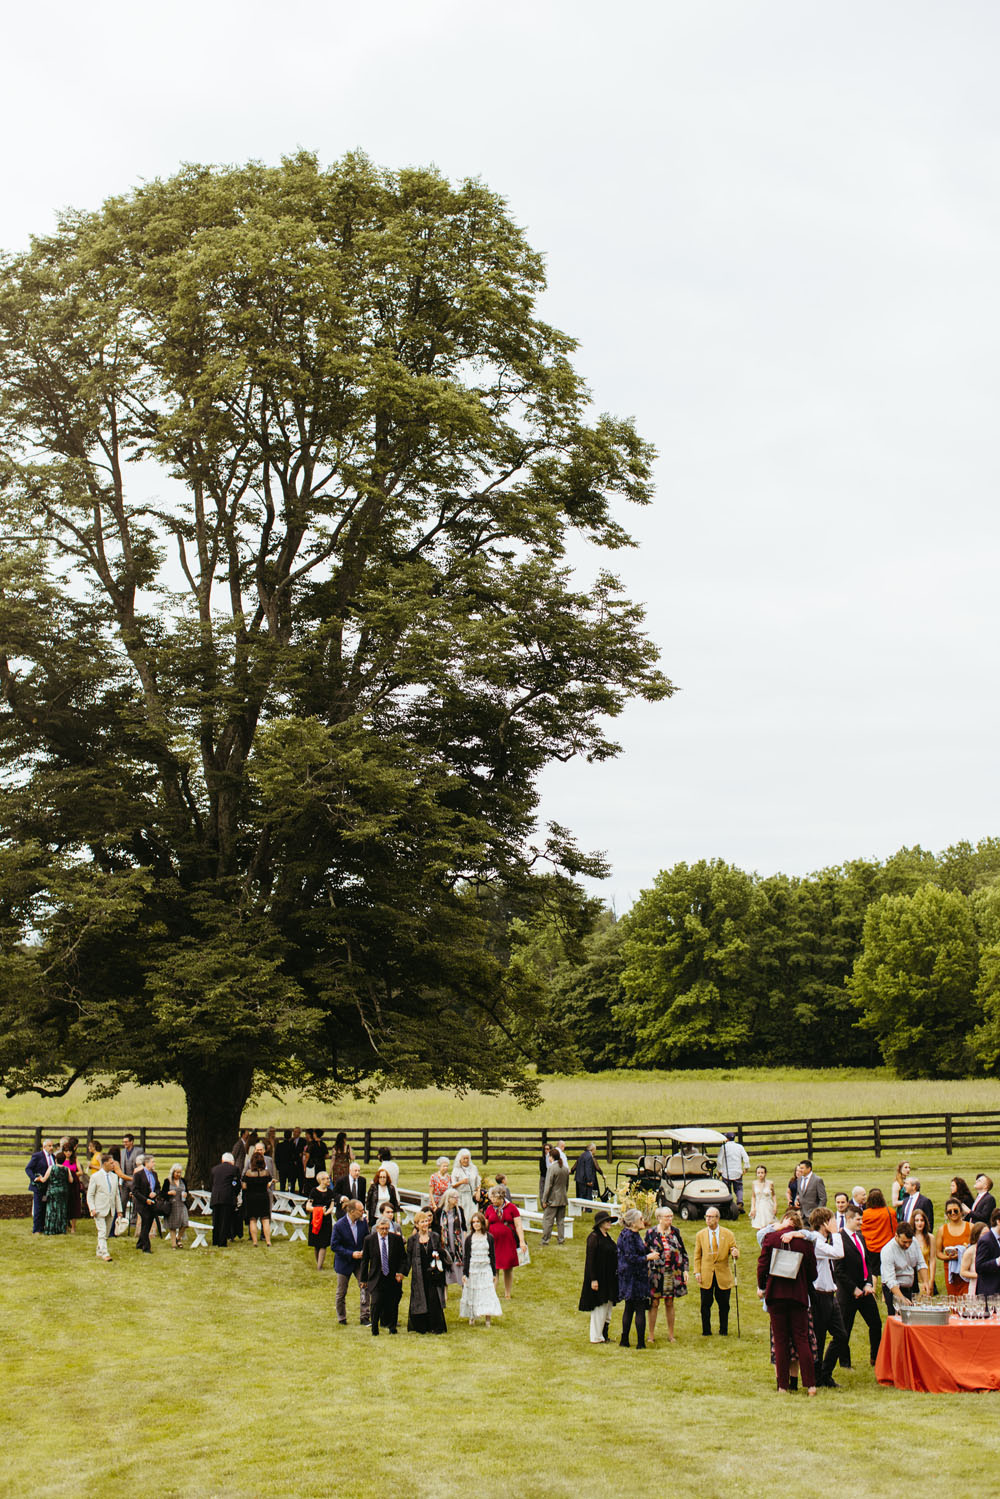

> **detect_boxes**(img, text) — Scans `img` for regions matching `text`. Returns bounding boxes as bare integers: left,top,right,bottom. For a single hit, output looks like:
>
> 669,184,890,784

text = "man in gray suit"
796,1160,826,1223
119,1133,140,1224
541,1152,570,1244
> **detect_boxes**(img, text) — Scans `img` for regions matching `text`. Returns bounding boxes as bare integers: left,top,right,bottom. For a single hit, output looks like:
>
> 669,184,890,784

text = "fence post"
422,1129,429,1165
806,1120,814,1157
945,1114,953,1156
87,1126,94,1149
606,1126,614,1164
873,1117,881,1158
34,1126,42,1151
482,1128,489,1164
139,1127,147,1152
363,1128,371,1165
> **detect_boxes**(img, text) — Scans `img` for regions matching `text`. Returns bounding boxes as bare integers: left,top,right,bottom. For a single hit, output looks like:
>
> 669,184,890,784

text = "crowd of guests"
747,1157,1000,1395
28,1128,1000,1373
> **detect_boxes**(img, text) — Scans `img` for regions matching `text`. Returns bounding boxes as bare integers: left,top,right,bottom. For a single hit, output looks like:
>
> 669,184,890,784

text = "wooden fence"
5,1111,1000,1165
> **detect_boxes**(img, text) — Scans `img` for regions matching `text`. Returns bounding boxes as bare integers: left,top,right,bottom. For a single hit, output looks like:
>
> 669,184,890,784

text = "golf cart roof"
664,1128,728,1146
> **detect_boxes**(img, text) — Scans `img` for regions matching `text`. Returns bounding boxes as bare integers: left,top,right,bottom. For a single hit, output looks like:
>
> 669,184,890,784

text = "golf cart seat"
638,1154,668,1174
666,1152,712,1177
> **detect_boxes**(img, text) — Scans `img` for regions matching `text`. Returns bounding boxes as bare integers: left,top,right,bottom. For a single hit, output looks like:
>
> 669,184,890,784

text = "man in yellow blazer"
693,1205,739,1335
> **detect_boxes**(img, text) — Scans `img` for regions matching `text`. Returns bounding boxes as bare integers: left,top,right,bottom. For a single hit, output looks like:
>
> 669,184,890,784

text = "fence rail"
5,1111,1000,1165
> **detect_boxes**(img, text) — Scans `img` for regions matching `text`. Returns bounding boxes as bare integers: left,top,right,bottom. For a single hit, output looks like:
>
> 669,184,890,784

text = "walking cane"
734,1268,741,1338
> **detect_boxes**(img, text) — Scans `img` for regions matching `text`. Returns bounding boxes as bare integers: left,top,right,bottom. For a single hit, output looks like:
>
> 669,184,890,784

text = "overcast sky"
4,1,998,909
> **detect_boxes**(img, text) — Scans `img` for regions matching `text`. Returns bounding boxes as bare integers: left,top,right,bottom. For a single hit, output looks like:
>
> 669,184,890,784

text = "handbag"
114,1214,128,1236
310,1205,326,1235
769,1246,803,1279
429,1248,446,1286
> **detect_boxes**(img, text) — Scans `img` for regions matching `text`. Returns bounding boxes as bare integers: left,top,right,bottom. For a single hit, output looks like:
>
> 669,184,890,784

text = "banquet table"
876,1314,1000,1392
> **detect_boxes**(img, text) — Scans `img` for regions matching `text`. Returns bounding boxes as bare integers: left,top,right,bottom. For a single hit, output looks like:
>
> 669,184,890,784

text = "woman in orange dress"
935,1196,972,1296
861,1187,896,1281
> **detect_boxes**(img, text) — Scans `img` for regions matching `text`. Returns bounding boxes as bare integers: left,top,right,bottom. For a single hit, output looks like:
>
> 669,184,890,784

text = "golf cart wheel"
679,1203,693,1220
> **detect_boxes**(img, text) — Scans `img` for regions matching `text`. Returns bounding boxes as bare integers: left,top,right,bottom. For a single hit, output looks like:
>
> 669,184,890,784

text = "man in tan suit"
693,1205,739,1335
86,1152,123,1261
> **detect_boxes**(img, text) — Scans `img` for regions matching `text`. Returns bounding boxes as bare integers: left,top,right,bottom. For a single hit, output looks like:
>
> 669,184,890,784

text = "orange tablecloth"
876,1315,1000,1392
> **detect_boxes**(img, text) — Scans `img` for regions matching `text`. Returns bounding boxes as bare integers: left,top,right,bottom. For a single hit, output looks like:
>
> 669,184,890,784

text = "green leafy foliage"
0,153,670,1174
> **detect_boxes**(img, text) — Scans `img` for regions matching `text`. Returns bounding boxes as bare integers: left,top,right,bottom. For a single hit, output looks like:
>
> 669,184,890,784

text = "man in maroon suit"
757,1208,818,1393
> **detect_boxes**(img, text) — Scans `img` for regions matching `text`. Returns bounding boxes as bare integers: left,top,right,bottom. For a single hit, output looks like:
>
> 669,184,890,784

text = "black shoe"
602,1327,610,1342
619,1338,630,1347
789,1376,798,1390
821,1379,840,1389
371,1329,379,1336
388,1328,398,1335
337,1321,347,1326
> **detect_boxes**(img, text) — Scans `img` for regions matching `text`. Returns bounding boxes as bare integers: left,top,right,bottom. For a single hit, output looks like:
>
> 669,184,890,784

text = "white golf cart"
617,1127,736,1221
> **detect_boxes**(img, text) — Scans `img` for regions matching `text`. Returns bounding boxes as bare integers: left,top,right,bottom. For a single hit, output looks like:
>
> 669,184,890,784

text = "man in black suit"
833,1203,881,1367
333,1162,367,1219
131,1154,160,1253
970,1174,996,1225
210,1153,240,1247
359,1216,406,1334
275,1131,297,1194
899,1178,934,1233
975,1207,1000,1302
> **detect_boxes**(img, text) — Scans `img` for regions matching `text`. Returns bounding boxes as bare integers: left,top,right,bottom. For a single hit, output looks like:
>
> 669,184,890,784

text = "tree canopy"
0,152,670,1176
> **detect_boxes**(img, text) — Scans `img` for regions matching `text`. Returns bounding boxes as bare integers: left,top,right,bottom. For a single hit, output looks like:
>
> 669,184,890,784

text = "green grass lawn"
6,1149,1000,1498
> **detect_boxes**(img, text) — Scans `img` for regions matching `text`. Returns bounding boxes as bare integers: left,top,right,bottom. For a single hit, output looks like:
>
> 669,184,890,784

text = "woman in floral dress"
428,1157,451,1211
645,1205,688,1344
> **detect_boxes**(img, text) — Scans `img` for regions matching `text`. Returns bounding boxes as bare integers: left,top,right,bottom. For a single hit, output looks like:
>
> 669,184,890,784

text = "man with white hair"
210,1152,240,1247
26,1138,56,1234
333,1160,367,1219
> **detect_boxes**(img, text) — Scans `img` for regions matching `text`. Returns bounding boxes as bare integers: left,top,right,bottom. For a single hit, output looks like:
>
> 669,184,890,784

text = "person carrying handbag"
757,1209,819,1394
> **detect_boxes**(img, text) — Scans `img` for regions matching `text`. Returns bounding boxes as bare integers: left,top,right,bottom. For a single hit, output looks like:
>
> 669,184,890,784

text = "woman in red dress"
485,1185,527,1300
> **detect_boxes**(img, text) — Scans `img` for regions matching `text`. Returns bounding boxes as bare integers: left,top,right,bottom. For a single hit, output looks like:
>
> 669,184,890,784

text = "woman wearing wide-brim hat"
578,1210,620,1344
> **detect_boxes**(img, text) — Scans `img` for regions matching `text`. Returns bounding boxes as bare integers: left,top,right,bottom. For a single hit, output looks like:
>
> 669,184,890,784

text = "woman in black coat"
578,1210,620,1344
366,1169,400,1225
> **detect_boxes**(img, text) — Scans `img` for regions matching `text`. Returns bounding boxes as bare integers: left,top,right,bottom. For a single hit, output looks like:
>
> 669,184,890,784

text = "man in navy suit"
900,1178,934,1233
131,1154,160,1253
359,1216,406,1335
26,1139,56,1233
332,1200,370,1325
974,1208,1000,1302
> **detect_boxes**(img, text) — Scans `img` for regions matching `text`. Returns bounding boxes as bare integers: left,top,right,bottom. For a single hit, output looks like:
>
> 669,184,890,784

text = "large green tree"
0,153,669,1178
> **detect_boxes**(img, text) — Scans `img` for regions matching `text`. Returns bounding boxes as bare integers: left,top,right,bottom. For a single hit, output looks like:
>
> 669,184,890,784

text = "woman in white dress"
460,1211,503,1326
451,1149,480,1224
750,1164,777,1230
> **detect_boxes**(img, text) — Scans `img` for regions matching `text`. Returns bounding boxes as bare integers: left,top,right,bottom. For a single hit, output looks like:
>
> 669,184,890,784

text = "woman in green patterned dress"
41,1152,70,1234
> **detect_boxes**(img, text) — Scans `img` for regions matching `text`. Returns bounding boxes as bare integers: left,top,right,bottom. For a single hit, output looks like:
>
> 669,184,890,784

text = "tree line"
517,838,1000,1078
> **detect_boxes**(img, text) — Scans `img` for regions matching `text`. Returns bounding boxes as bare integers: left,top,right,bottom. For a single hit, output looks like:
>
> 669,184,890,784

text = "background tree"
0,153,670,1179
848,884,979,1076
614,859,764,1065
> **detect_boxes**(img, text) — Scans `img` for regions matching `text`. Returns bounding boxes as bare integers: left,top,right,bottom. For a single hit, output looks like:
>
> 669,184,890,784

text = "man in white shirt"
880,1223,923,1316
87,1152,123,1261
716,1133,751,1212
803,1207,850,1387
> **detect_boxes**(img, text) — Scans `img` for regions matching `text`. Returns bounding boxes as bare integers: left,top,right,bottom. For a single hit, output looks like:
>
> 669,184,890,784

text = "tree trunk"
183,1062,254,1187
